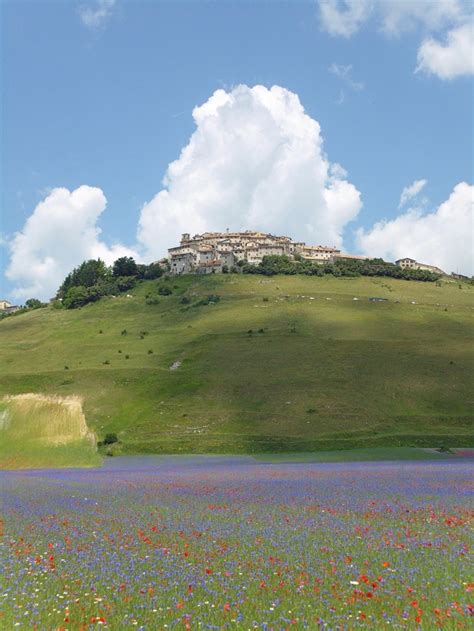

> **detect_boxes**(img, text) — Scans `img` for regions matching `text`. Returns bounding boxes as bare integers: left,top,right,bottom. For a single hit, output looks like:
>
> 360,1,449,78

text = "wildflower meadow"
1,457,473,629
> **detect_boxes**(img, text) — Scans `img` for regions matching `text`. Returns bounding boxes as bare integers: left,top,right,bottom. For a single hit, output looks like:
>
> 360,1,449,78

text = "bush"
158,286,173,296
180,296,191,305
195,294,220,307
103,432,118,445
113,276,136,292
146,297,160,305
63,286,90,309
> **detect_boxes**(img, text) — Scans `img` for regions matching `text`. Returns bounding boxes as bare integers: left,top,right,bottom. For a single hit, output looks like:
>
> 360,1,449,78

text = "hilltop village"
167,230,446,276
0,230,465,314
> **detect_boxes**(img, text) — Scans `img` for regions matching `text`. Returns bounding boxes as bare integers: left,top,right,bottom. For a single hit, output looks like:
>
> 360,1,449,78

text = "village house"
395,257,446,275
168,230,342,274
0,299,20,314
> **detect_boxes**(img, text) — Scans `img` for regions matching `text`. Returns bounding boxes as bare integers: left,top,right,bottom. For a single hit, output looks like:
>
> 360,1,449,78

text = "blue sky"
1,0,473,301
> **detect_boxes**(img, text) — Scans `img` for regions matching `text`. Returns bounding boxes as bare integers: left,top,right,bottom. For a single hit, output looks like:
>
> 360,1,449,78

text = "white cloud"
79,0,117,29
329,63,364,90
399,178,427,208
416,21,474,79
137,84,362,260
318,1,472,79
380,0,463,36
357,182,474,275
319,0,374,38
6,186,138,301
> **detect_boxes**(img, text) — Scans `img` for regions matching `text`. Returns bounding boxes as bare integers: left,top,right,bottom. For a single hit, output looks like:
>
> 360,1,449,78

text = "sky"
1,0,473,302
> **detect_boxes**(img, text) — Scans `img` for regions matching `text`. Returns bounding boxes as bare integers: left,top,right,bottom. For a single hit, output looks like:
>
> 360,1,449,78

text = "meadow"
1,457,473,629
0,274,473,462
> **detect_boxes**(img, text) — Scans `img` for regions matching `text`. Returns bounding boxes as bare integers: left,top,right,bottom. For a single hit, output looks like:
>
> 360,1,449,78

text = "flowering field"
1,457,473,629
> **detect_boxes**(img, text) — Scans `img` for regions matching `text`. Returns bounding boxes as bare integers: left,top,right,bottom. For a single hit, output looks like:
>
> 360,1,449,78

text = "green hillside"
1,274,473,456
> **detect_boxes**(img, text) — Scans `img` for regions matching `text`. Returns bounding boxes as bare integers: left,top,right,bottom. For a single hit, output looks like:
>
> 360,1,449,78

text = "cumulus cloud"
6,186,138,301
78,0,117,29
357,182,474,275
318,0,473,79
399,178,427,208
137,84,362,260
416,21,474,79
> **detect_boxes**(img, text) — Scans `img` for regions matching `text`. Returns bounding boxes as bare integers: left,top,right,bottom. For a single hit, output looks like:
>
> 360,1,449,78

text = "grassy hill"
1,273,473,457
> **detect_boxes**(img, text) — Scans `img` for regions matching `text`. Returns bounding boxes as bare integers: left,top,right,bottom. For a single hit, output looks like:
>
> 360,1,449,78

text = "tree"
25,298,46,309
63,286,90,309
57,259,111,297
113,256,139,278
142,262,163,279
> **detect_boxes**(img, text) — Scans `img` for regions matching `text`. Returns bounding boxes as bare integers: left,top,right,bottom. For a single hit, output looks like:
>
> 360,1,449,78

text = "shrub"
146,297,160,305
63,286,90,309
121,329,128,335
194,294,220,307
180,296,191,305
103,359,110,365
103,432,118,445
113,276,136,293
158,286,173,296
148,349,153,354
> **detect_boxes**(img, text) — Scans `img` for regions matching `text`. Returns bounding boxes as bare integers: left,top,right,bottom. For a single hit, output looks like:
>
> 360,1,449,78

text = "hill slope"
1,274,473,454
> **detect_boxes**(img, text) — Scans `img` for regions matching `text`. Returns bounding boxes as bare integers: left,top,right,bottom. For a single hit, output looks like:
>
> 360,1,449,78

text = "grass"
253,447,462,463
0,395,100,469
0,273,473,458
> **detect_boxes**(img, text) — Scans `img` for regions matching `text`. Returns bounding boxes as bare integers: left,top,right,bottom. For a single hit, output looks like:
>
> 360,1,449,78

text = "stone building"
168,230,341,275
395,257,445,275
0,300,20,314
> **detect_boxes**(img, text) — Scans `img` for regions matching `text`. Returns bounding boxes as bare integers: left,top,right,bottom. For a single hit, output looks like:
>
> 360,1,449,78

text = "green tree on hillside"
113,256,139,278
25,298,47,309
57,259,111,298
